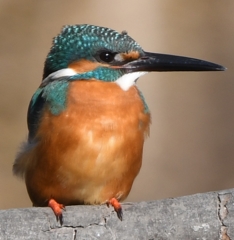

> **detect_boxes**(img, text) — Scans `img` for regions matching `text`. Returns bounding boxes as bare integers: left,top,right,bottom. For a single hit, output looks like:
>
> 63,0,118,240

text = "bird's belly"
56,128,144,205
25,81,150,206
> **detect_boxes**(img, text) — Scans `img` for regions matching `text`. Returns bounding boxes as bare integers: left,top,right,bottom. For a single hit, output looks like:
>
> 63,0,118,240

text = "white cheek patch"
42,68,77,85
114,53,124,62
115,72,147,91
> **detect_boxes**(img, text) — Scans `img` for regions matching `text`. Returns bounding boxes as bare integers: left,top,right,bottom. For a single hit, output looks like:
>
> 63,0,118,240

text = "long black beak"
123,52,226,73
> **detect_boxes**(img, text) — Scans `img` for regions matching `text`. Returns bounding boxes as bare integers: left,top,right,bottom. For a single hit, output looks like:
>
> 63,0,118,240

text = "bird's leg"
48,198,65,223
107,198,123,221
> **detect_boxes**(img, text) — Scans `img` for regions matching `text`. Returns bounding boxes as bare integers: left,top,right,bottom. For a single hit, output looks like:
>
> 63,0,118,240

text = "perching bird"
13,24,225,222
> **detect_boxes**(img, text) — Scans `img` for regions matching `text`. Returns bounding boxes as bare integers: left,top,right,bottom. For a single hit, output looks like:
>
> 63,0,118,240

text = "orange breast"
24,80,151,206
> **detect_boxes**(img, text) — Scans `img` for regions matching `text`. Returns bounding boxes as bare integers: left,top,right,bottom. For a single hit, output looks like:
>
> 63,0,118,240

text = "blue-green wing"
27,80,70,141
27,88,46,141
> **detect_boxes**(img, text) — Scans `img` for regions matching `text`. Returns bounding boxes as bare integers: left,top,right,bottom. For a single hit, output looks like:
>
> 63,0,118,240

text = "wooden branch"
1,189,234,239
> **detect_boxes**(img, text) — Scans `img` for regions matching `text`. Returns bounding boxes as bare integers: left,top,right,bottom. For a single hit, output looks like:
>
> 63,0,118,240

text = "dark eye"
99,51,115,63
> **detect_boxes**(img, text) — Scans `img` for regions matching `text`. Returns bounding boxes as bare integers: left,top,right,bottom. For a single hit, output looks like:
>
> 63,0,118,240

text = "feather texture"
13,80,150,206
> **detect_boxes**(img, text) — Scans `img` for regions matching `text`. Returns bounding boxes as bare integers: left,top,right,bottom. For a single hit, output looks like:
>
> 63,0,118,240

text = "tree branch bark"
1,189,233,239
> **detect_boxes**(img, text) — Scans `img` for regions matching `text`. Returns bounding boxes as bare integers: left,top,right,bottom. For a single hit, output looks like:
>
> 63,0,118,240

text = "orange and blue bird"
13,24,225,221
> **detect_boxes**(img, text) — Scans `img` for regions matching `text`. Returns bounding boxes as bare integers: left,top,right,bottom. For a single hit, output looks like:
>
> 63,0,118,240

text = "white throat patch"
115,72,147,91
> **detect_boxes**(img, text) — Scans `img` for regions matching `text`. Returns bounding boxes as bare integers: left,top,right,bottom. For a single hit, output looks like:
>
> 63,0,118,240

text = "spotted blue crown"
43,24,143,80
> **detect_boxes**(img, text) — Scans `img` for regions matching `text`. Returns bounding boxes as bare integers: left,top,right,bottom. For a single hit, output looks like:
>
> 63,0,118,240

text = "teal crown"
43,24,144,79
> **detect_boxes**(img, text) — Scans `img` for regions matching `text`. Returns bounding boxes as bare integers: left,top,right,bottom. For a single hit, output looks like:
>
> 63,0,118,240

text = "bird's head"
42,24,225,91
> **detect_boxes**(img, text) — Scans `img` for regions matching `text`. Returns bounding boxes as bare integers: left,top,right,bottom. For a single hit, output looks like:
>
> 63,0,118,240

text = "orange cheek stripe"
68,52,140,72
121,51,140,61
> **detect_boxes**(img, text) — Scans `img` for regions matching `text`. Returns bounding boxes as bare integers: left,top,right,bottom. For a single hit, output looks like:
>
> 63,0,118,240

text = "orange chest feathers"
26,80,151,206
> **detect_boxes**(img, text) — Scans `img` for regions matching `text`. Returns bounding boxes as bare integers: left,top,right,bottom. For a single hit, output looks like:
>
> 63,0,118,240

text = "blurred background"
0,0,233,209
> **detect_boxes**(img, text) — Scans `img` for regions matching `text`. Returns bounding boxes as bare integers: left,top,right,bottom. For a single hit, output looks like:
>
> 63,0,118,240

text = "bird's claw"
48,199,65,224
107,198,123,221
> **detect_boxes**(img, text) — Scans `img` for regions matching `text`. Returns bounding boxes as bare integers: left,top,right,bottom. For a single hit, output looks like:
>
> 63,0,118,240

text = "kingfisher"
13,24,225,222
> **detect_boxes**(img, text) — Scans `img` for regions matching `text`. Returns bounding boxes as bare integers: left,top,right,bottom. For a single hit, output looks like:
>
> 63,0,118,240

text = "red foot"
48,199,65,223
107,198,123,221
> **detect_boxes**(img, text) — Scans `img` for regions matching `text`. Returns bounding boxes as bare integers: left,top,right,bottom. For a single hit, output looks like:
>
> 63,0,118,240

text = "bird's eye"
99,51,115,63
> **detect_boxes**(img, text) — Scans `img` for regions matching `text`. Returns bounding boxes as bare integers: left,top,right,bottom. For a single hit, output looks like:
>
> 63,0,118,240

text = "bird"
13,24,225,222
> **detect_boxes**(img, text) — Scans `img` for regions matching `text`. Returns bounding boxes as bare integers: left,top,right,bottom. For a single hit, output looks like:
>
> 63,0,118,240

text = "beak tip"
214,65,227,71
221,66,227,71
